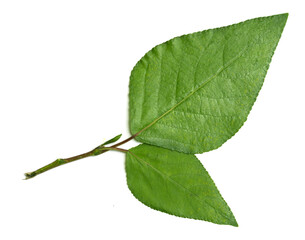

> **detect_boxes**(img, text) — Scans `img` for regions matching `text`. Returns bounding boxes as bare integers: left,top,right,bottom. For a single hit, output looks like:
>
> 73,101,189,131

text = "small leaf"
102,134,122,146
126,144,238,226
129,13,288,153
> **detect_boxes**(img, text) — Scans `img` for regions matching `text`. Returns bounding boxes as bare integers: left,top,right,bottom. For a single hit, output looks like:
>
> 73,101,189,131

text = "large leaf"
129,14,288,153
125,144,238,226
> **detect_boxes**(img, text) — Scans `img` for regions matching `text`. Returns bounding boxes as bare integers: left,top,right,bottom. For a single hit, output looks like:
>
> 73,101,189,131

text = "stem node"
24,137,133,179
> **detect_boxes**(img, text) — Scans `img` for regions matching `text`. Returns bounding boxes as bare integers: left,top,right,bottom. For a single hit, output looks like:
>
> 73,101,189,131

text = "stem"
111,134,138,148
24,149,96,179
102,147,128,153
24,136,133,180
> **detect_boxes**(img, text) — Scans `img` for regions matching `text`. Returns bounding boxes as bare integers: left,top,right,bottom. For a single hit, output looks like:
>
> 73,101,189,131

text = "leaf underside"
126,144,238,226
129,13,288,154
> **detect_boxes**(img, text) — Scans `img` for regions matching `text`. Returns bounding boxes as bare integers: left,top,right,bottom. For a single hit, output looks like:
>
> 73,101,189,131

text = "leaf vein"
136,46,247,136
173,109,241,119
129,151,233,222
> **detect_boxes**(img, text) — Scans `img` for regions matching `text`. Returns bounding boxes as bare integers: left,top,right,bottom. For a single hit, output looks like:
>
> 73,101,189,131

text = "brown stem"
110,133,138,148
24,149,103,180
24,136,133,180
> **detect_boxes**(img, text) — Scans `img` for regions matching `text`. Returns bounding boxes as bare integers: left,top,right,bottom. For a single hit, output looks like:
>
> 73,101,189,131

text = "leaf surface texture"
126,144,238,226
129,14,288,153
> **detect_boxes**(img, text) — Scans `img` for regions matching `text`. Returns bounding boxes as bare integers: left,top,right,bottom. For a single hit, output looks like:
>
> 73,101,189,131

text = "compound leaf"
129,14,288,153
125,144,237,226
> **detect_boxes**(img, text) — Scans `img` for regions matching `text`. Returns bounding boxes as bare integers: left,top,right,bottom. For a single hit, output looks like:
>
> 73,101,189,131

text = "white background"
1,0,304,239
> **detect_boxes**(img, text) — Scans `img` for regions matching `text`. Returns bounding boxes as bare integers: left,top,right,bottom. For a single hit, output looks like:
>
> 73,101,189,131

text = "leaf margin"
125,143,238,226
128,13,288,154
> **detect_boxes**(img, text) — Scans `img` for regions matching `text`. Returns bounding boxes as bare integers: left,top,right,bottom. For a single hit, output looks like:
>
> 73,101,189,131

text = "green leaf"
126,144,238,226
129,13,288,153
102,134,122,146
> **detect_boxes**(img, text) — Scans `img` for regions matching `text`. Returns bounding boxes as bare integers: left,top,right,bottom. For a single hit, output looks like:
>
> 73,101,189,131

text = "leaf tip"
275,12,289,23
230,218,239,227
280,12,289,20
222,210,238,227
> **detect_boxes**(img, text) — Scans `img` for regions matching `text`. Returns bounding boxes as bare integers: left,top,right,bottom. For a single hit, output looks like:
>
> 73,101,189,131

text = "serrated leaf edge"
125,146,238,226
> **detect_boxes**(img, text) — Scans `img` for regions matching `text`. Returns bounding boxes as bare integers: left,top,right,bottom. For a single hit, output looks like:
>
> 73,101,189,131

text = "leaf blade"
129,13,288,153
126,144,238,226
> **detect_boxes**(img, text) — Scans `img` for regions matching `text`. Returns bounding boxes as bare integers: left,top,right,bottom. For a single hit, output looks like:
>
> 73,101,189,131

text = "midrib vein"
136,47,246,136
129,151,233,221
